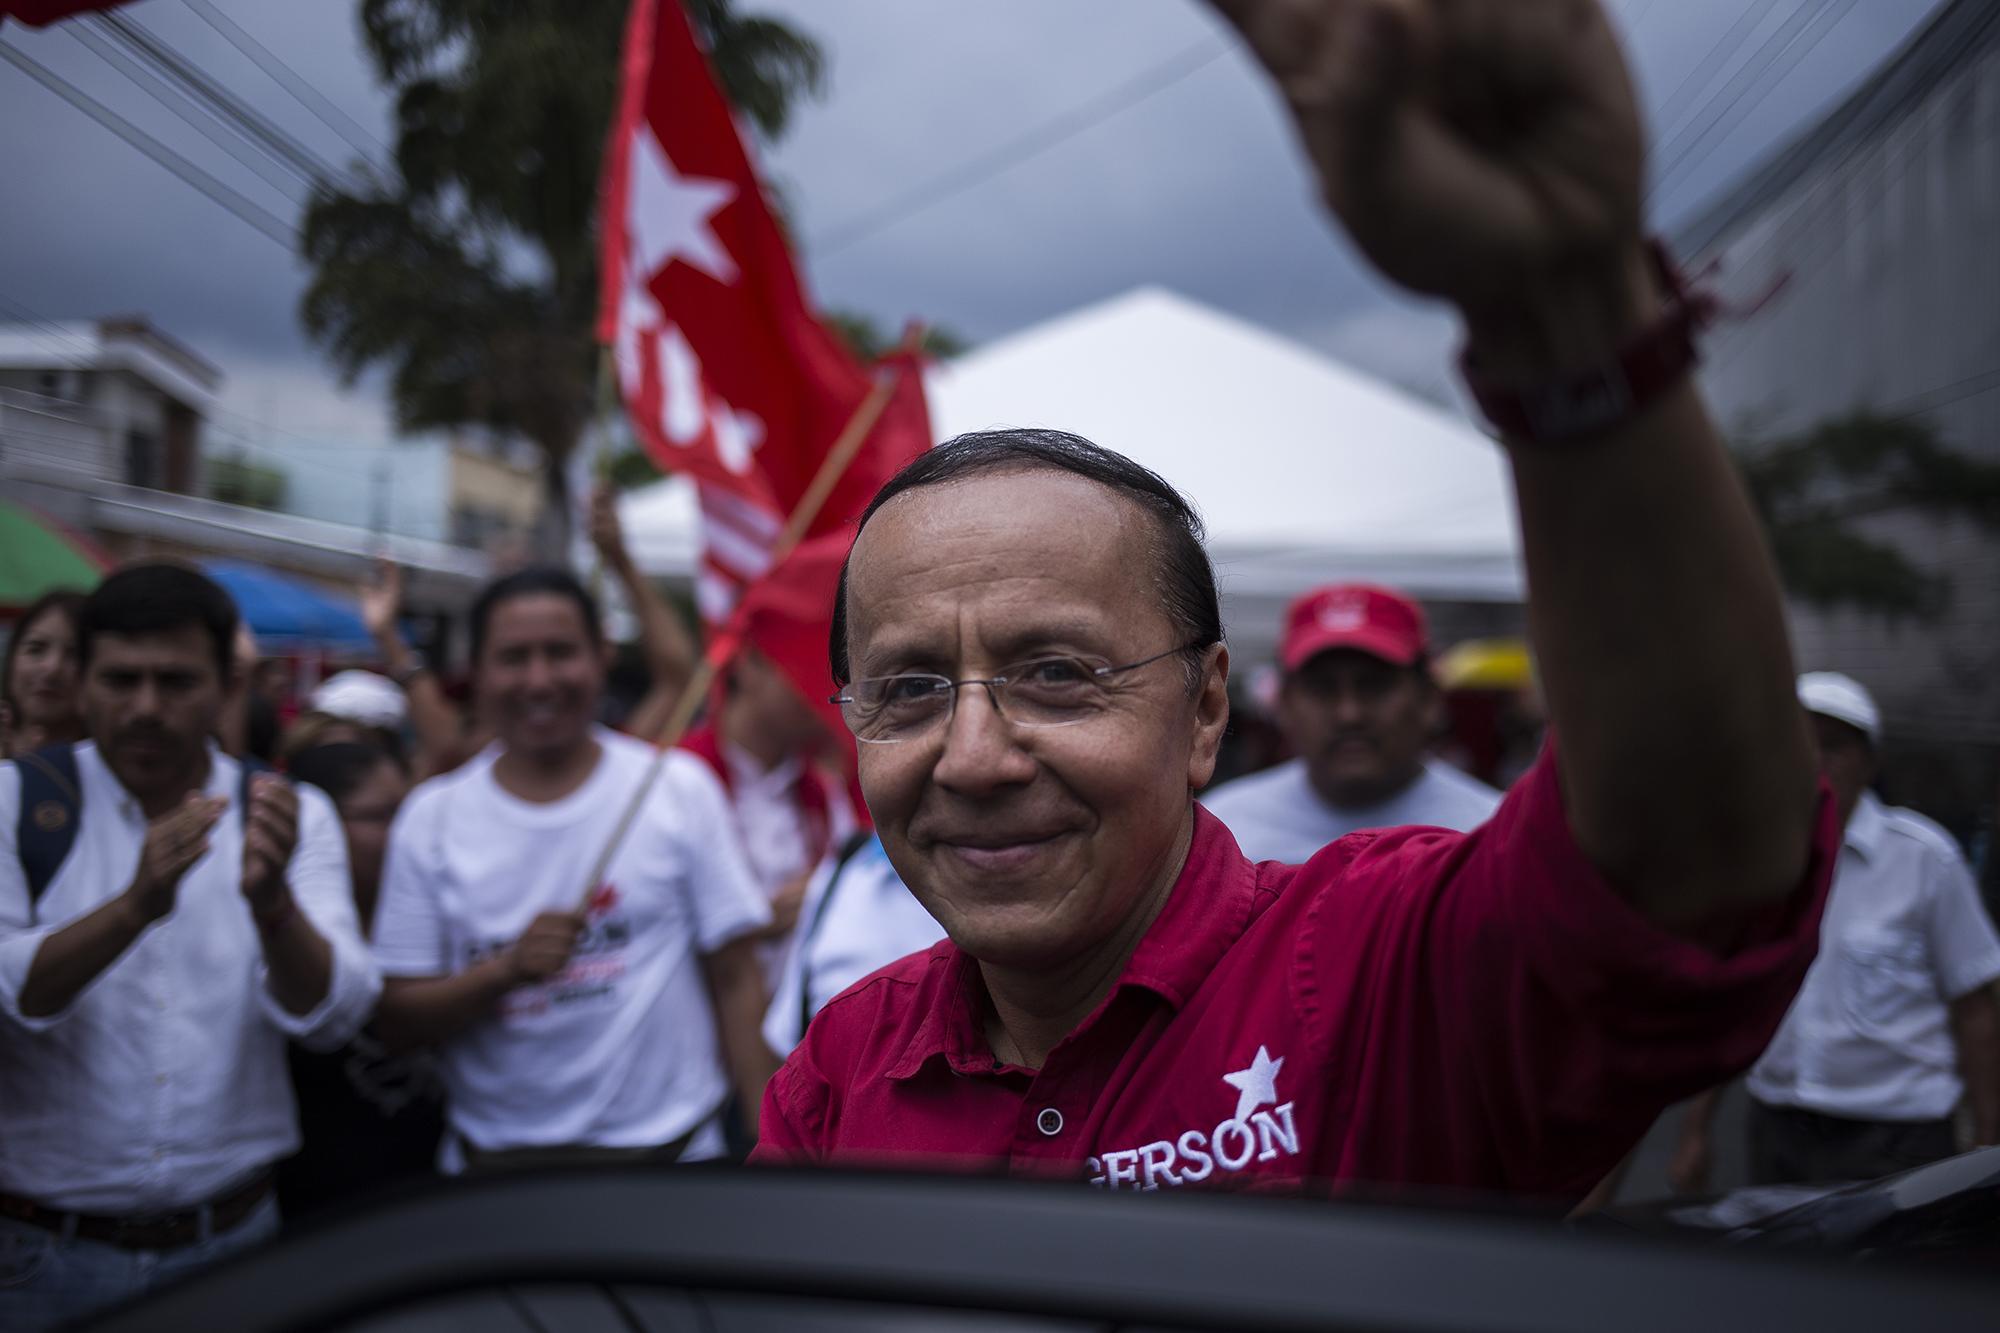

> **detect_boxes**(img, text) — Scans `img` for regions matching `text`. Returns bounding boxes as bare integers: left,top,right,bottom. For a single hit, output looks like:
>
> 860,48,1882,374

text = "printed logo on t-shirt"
1087,1045,1299,1190
470,883,634,1021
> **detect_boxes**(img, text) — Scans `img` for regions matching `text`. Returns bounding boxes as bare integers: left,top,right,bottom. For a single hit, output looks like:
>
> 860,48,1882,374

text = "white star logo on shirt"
1222,1046,1284,1124
627,126,738,285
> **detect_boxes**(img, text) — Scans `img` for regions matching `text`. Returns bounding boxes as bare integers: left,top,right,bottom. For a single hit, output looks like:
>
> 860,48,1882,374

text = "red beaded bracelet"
1461,241,1713,445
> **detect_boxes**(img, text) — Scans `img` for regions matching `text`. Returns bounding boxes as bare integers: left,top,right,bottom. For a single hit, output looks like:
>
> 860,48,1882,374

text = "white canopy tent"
619,286,1523,666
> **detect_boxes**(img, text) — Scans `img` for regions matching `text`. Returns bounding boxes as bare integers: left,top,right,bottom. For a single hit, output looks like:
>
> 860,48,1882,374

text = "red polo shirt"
754,750,1836,1199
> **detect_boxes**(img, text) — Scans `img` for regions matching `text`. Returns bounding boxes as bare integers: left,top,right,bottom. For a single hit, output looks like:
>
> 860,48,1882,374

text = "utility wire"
1649,0,1861,207
94,11,345,189
66,19,309,205
807,36,1230,258
0,37,298,247
0,294,97,359
1704,97,1986,365
180,0,389,164
1649,0,1784,143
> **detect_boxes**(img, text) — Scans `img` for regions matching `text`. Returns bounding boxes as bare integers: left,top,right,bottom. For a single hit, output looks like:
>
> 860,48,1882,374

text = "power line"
94,11,345,189
1705,92,1988,365
180,0,389,165
1649,0,1784,143
1622,0,1662,35
65,19,309,205
1649,0,1862,207
807,36,1231,258
0,36,298,247
0,294,97,360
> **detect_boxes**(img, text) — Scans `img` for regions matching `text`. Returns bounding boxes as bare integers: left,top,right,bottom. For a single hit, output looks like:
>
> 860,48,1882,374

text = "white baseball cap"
309,670,407,730
1797,671,1879,744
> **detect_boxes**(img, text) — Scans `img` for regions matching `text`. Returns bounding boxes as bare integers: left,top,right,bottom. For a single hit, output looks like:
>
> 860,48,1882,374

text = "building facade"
1676,0,2000,832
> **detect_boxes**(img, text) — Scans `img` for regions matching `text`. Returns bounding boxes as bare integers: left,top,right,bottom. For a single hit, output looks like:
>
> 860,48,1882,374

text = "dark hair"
77,564,238,679
288,740,403,806
3,588,87,718
468,567,603,664
831,429,1224,687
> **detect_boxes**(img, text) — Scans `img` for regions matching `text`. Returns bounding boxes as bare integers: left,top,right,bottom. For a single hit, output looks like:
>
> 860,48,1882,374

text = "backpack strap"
13,743,83,918
796,831,880,1041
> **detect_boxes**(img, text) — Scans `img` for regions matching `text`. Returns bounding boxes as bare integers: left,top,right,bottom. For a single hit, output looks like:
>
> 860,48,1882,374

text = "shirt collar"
722,737,800,796
81,739,231,819
883,805,1262,1081
1843,790,1886,863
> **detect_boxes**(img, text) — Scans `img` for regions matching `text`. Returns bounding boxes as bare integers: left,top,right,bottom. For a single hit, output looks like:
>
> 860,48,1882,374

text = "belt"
0,1170,273,1252
460,1102,722,1173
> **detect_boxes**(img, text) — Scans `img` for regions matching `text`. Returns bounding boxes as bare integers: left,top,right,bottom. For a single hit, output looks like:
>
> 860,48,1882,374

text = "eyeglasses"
831,642,1208,745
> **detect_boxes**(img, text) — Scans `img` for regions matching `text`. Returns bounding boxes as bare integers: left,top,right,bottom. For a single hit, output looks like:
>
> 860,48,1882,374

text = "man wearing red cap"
1204,584,1498,863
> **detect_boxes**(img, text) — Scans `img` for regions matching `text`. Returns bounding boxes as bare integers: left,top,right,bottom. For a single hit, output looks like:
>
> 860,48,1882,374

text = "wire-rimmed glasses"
830,641,1207,744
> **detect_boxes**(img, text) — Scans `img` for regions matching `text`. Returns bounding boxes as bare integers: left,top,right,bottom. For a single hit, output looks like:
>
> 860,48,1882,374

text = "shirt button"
1036,1108,1063,1137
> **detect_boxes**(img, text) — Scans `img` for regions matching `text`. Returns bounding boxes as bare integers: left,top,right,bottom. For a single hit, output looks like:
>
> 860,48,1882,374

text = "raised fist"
1211,0,1647,323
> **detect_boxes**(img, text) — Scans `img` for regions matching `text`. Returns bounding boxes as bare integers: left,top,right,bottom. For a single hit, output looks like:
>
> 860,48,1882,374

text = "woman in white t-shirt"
371,569,775,1164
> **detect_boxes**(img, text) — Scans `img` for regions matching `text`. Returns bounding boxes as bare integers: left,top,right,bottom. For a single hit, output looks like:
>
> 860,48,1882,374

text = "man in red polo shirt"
754,0,1838,1201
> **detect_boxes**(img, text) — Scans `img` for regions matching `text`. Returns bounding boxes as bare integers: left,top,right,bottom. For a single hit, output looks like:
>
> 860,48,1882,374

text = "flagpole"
571,360,908,912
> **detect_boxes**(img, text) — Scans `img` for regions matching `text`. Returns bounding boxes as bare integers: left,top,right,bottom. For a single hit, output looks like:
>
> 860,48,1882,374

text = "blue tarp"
202,561,374,653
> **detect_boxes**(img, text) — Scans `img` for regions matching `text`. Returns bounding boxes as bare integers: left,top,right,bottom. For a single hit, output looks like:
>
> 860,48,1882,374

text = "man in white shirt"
1203,583,1499,862
0,564,380,1330
763,834,945,1056
372,569,776,1165
1673,673,2000,1188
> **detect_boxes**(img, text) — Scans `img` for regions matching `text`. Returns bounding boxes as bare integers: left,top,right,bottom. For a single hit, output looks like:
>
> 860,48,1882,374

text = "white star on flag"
1222,1046,1285,1124
627,125,737,286
711,401,765,475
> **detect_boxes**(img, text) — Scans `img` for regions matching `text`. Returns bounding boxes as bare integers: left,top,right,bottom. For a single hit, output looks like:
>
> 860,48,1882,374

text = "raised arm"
590,482,699,740
1214,0,1817,932
361,559,466,779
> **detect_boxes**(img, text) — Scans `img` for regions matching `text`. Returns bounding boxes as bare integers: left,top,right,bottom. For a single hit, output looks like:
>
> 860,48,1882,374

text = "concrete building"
0,318,489,636
1675,0,2000,832
223,432,543,555
0,316,219,498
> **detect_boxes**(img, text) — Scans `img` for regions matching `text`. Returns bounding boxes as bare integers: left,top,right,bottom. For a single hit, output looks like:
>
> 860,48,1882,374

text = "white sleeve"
762,851,840,1055
662,756,771,954
1925,839,2000,1001
371,785,454,979
259,783,383,1051
0,764,67,1033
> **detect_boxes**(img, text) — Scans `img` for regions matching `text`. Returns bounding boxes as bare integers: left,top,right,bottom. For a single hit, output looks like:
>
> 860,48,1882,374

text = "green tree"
1737,411,2000,620
300,0,826,551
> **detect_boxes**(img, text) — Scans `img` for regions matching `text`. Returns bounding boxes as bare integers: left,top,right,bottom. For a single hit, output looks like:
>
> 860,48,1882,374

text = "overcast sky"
0,0,1950,450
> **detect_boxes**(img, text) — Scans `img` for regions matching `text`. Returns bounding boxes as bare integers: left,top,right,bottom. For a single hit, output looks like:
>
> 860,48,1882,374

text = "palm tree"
300,0,825,552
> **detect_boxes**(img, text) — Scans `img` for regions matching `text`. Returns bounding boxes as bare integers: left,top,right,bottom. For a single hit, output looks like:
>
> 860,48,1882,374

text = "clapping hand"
127,794,228,925
240,774,300,921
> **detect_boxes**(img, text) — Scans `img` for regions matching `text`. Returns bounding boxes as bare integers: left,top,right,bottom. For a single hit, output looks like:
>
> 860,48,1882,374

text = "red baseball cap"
1280,583,1429,672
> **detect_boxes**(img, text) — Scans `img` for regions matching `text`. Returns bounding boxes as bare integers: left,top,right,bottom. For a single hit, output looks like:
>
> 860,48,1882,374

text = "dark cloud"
0,0,1951,431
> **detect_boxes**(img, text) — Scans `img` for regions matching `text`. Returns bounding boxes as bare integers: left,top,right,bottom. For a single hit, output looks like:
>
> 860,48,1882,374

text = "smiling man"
752,0,1840,1200
1204,584,1500,863
371,569,776,1167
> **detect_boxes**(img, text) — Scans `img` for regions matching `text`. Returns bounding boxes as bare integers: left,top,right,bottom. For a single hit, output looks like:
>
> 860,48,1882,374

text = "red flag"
598,0,932,629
